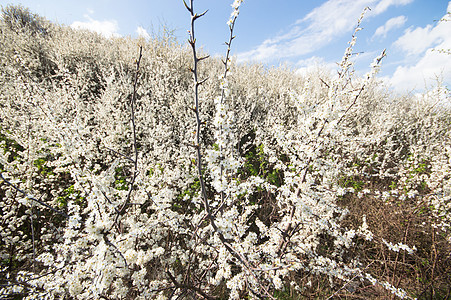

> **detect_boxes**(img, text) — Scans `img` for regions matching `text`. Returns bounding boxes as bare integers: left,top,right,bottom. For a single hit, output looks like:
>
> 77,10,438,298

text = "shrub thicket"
0,2,450,299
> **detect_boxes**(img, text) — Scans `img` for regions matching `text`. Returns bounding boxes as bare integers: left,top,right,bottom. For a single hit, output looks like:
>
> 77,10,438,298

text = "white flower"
273,276,283,290
383,239,416,254
231,0,244,9
230,9,239,20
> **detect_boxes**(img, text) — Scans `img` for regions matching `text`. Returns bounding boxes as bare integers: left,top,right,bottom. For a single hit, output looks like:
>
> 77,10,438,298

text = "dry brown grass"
338,191,451,299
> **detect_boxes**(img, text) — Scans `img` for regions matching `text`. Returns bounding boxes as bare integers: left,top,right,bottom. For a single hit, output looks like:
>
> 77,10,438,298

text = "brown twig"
166,268,217,300
115,45,143,225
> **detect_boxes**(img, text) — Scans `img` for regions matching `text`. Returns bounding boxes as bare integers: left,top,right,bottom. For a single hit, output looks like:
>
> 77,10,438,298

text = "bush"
1,4,49,36
0,2,449,299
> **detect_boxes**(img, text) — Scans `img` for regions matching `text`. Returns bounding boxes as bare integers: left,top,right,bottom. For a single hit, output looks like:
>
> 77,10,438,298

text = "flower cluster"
227,0,244,27
382,239,417,255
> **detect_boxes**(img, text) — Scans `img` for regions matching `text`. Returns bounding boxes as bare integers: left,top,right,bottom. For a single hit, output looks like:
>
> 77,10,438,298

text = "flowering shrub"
1,2,450,299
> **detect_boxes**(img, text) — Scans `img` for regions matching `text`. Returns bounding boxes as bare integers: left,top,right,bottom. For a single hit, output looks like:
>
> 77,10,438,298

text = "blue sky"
1,0,450,93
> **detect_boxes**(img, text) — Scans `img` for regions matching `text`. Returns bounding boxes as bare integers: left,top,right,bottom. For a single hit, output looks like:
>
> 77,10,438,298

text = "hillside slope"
0,5,450,299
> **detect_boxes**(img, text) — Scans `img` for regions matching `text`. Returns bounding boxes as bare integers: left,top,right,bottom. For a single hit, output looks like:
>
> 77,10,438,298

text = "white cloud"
71,17,120,38
394,2,451,56
389,49,451,92
237,0,412,63
136,26,151,40
372,0,413,15
388,6,451,92
394,24,439,56
238,0,373,62
373,16,407,38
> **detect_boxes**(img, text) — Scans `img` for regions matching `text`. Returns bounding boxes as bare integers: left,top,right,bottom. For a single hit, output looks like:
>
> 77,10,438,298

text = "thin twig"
116,45,143,221
30,205,36,273
166,268,217,300
326,261,374,300
0,264,67,287
104,146,135,163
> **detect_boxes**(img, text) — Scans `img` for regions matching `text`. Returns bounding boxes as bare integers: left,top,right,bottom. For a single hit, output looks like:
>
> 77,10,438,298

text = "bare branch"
166,269,217,300
116,45,143,219
182,0,192,13
193,9,208,20
185,2,276,299
104,146,135,163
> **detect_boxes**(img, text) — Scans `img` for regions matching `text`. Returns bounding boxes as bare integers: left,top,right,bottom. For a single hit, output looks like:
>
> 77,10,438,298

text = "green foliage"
338,175,365,192
33,157,54,177
147,163,164,177
1,256,19,269
400,156,432,193
410,161,429,175
174,177,201,212
406,153,431,175
389,180,397,190
177,178,200,202
56,184,85,208
273,288,293,300
239,144,283,187
114,167,129,191
0,130,24,170
242,144,265,176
